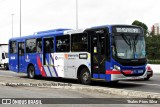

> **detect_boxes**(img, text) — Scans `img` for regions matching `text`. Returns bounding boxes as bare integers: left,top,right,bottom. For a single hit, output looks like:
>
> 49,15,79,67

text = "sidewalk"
148,64,160,74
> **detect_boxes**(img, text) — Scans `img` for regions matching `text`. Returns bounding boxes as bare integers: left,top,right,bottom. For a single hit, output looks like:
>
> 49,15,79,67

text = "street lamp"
76,0,78,29
11,14,15,38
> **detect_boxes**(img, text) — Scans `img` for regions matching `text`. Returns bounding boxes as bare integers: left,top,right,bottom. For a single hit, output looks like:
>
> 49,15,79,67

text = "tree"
145,36,160,60
132,20,148,36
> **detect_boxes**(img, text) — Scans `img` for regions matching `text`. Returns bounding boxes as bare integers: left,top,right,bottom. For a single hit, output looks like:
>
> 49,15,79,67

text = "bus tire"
4,63,9,70
80,68,91,85
28,65,36,79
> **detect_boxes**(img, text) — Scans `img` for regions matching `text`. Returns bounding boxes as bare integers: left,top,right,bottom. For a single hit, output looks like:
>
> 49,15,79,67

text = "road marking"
120,81,160,87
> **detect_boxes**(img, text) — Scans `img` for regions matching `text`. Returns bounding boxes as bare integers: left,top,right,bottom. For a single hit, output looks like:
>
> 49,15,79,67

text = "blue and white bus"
9,25,147,84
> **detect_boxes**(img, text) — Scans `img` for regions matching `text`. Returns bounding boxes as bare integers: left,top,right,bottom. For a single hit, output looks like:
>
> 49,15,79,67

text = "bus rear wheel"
4,63,9,70
28,65,36,79
79,68,91,85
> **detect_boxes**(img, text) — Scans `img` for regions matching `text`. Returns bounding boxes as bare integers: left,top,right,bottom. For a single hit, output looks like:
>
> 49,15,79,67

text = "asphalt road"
0,69,160,107
0,69,160,94
0,85,159,107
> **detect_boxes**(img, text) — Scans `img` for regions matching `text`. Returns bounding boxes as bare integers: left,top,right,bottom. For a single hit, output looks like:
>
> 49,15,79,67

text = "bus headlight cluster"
114,65,121,71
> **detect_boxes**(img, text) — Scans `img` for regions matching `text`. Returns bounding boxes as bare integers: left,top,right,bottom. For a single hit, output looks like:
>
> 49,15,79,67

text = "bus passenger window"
71,33,88,52
10,41,17,54
26,39,36,53
56,35,70,52
44,38,54,53
37,39,42,53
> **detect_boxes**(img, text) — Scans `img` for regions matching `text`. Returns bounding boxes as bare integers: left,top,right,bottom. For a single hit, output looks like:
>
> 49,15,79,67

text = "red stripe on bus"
123,70,133,74
106,70,133,74
37,56,46,77
106,70,121,74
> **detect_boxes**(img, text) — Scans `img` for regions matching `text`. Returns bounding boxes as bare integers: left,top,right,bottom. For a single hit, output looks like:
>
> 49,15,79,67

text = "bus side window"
56,35,70,52
37,38,42,53
10,41,17,54
44,38,54,53
71,33,88,52
26,39,36,53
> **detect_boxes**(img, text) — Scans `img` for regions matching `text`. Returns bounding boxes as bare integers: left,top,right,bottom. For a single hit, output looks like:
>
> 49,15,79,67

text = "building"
151,23,160,35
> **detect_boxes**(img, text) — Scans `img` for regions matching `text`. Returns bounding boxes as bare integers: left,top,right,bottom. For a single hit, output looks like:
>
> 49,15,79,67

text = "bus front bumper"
105,70,147,81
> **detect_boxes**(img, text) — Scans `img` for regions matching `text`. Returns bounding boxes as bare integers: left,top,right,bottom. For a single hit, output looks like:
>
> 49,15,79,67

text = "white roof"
63,29,84,35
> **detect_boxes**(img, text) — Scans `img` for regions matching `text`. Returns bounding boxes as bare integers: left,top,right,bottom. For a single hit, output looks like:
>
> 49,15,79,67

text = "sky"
0,0,159,44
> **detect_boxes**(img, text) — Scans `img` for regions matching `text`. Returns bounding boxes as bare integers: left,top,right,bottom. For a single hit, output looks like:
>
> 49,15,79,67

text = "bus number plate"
137,70,143,73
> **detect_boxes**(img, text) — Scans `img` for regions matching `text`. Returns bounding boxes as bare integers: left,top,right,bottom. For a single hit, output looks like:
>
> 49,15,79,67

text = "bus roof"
9,28,72,41
90,24,142,29
9,24,142,41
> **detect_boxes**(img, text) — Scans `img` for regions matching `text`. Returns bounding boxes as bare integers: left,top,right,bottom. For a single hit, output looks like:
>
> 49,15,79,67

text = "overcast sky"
0,0,159,43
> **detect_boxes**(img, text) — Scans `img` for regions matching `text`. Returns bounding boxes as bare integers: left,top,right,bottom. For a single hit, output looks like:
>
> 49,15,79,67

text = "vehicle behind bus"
9,25,147,85
0,44,9,70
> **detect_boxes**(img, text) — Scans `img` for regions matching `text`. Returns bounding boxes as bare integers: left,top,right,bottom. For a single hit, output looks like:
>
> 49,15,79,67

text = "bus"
9,25,148,85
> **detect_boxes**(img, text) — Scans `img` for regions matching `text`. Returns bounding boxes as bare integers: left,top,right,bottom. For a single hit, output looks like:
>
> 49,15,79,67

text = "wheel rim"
82,71,89,81
29,67,34,78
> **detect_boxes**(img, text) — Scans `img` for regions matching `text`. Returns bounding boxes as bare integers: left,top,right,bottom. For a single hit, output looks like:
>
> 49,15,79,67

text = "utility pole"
20,0,21,37
11,14,15,38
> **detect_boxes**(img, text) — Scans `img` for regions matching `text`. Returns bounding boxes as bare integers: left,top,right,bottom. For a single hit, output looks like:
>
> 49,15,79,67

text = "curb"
51,85,160,99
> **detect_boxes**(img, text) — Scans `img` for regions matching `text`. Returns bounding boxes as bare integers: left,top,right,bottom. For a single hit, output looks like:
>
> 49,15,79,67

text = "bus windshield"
113,33,146,59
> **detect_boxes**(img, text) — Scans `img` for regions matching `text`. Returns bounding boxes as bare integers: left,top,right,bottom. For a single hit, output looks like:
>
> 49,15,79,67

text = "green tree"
145,36,160,60
132,20,148,36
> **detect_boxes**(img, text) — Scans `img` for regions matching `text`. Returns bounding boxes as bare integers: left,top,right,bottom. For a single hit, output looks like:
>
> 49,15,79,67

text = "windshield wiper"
121,33,132,50
133,34,139,52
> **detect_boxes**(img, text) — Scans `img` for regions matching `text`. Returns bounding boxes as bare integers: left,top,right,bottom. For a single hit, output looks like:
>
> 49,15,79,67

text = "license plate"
133,70,143,74
132,77,140,80
138,70,143,73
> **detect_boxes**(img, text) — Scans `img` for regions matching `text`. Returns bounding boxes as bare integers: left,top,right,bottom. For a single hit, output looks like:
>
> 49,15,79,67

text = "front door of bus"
18,42,25,72
91,29,108,79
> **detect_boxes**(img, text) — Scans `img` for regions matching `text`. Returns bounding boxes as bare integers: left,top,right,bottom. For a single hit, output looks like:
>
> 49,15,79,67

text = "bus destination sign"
116,27,141,33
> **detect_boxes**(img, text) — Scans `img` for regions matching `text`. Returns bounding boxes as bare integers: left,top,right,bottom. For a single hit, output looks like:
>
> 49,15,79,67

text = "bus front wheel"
28,65,36,79
79,68,91,85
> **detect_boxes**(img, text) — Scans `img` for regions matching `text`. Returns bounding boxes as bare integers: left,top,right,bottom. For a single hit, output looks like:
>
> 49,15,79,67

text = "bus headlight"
114,65,121,71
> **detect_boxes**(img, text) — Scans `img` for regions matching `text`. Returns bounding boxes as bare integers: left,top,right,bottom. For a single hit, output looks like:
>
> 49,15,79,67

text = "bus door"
88,28,109,79
18,42,25,72
43,37,54,77
43,37,54,65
